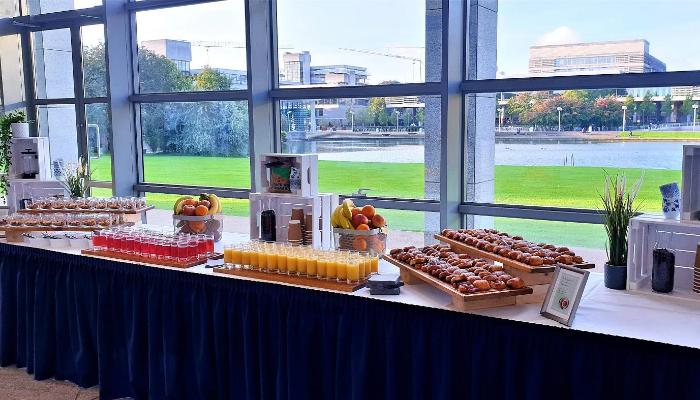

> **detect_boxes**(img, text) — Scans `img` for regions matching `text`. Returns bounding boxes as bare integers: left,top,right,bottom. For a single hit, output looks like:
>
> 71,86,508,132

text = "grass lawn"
618,131,700,139
90,155,675,248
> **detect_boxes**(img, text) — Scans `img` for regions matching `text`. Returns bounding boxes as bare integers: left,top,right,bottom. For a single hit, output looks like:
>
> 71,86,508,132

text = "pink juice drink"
187,241,197,260
206,238,214,255
177,243,188,261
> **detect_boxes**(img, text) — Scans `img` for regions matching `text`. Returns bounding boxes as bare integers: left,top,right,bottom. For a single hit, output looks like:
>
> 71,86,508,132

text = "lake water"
284,138,695,170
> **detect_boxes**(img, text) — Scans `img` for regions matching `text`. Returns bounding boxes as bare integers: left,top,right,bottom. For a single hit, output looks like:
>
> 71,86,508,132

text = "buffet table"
1,235,699,400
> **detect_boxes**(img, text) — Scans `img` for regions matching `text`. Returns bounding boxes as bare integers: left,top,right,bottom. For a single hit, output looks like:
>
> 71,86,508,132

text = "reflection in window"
36,104,79,171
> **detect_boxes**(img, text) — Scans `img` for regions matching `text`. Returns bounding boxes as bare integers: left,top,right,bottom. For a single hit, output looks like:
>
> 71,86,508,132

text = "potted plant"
0,110,27,196
600,173,643,289
58,157,92,198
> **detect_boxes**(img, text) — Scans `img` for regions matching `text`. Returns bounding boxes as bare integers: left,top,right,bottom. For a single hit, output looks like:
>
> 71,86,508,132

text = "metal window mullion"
19,28,37,136
130,90,249,103
71,24,88,161
462,70,700,94
135,183,250,199
126,0,224,12
458,203,604,225
270,82,442,100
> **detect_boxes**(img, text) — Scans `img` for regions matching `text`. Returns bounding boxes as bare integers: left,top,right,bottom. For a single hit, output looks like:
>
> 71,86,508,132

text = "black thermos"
260,209,276,242
652,248,675,293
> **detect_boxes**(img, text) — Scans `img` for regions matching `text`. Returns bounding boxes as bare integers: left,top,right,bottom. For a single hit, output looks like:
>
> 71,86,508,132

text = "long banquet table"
1,234,699,400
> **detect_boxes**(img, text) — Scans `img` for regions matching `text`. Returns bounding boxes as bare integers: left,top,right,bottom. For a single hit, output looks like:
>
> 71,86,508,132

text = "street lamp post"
498,107,504,132
287,111,293,132
349,110,354,132
622,105,627,132
556,107,563,132
694,104,699,131
395,110,400,132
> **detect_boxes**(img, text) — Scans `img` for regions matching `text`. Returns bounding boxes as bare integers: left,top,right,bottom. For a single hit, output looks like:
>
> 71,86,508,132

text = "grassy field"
90,155,675,249
618,131,700,139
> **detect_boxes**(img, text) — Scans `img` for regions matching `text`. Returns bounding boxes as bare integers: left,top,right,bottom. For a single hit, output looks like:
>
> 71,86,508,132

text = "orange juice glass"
336,256,348,281
241,246,251,268
223,245,234,266
287,253,298,275
231,246,243,266
370,256,379,273
317,255,328,279
326,257,338,280
267,251,277,272
307,252,318,277
278,250,288,274
347,260,360,283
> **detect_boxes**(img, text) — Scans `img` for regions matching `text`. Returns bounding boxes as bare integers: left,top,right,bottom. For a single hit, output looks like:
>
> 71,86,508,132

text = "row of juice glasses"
91,226,215,262
223,241,379,284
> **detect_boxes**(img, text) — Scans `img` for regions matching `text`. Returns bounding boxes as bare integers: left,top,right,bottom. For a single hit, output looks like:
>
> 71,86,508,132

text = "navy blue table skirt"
1,243,698,400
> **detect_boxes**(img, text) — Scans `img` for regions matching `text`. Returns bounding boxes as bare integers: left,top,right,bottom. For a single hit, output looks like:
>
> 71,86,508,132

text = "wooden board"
81,248,219,269
382,255,533,311
435,234,595,273
213,267,366,293
0,226,103,242
18,205,154,215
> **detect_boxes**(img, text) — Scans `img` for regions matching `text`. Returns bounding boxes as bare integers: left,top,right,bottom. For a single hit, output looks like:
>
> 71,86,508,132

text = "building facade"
141,39,192,73
528,39,666,76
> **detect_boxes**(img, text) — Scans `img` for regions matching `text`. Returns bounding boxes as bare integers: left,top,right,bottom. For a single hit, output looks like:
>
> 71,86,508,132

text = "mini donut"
528,256,544,266
542,257,555,265
478,271,491,279
466,276,480,284
473,280,491,291
499,274,513,282
507,277,526,289
489,265,504,272
572,256,584,264
556,246,570,253
490,280,507,290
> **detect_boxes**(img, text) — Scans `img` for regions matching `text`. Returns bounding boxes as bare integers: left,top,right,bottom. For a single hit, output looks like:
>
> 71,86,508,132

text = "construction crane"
338,47,423,82
192,41,246,66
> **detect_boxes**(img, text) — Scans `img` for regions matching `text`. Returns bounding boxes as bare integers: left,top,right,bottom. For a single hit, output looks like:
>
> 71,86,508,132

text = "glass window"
139,101,250,188
86,103,112,182
475,87,700,212
276,0,440,86
492,0,700,80
81,24,107,98
32,29,75,99
279,95,439,200
25,0,101,15
36,104,79,172
0,1,18,18
382,209,440,249
135,0,248,93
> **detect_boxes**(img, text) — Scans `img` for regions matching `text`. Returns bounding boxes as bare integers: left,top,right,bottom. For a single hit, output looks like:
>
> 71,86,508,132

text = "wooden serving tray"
81,248,220,269
19,205,154,215
383,255,533,311
434,234,595,273
213,267,366,293
1,226,102,242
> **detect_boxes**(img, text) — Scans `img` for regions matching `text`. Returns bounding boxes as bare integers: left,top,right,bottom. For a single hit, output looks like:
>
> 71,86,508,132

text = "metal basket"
333,227,387,255
172,214,223,242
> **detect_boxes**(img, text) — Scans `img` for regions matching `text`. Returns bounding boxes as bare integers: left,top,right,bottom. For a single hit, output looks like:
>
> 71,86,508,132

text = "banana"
331,205,343,228
207,194,221,215
173,196,193,214
341,199,354,220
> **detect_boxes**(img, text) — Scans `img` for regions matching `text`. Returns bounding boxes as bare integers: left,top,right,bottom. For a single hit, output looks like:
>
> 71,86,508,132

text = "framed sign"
540,265,590,326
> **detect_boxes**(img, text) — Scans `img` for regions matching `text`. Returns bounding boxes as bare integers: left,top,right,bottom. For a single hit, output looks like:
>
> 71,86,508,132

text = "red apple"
182,204,196,216
198,200,211,209
351,213,369,228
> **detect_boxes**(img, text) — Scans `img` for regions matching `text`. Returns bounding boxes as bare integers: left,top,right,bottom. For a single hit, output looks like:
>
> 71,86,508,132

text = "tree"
639,92,655,124
681,96,695,121
368,97,387,126
661,94,673,122
194,68,232,91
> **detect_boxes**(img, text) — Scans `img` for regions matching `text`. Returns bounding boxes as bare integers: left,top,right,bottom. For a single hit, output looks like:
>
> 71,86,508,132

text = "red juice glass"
125,235,135,254
177,241,188,262
197,235,207,259
206,235,214,256
187,240,197,261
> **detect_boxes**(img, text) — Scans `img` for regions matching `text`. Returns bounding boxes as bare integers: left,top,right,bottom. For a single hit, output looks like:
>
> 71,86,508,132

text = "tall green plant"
0,110,26,196
600,173,643,266
58,157,92,198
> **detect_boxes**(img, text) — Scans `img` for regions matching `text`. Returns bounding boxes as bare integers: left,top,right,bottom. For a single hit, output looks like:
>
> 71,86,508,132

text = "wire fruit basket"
333,227,387,256
172,214,223,242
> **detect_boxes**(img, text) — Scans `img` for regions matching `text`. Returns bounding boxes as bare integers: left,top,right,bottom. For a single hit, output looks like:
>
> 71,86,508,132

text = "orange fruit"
351,207,362,217
352,237,367,251
183,199,197,206
195,205,209,216
356,224,370,231
361,205,375,218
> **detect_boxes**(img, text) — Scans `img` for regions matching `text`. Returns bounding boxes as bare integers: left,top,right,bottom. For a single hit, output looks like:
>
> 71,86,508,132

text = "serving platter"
435,234,594,303
213,267,366,292
383,255,533,311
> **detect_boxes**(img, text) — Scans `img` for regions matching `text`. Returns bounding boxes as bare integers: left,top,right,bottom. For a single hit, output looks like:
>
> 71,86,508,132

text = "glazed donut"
490,280,507,290
473,280,491,291
506,277,526,289
528,256,544,266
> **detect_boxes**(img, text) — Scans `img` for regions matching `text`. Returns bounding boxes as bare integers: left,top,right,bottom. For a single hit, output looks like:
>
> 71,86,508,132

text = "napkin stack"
366,273,403,295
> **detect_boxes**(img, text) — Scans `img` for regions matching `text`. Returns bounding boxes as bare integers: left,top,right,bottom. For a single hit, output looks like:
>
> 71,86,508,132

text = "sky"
83,0,700,84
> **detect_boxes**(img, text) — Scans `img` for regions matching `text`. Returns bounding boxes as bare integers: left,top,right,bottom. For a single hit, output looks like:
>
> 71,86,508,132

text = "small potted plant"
600,172,643,289
58,157,92,198
0,110,27,196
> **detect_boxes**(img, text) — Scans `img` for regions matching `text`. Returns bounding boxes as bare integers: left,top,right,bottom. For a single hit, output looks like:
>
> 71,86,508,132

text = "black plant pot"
604,263,627,290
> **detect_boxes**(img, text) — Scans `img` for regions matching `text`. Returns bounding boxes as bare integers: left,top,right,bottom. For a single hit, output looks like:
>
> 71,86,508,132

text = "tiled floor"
0,367,99,400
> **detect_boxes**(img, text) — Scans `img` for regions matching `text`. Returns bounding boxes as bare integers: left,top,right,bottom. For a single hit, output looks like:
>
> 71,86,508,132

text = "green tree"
661,94,673,122
368,97,387,126
194,67,232,91
639,92,655,123
138,48,193,93
681,96,695,121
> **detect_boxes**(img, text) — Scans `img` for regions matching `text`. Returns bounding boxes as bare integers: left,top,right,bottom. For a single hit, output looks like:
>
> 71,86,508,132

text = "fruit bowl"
172,214,223,242
333,227,387,256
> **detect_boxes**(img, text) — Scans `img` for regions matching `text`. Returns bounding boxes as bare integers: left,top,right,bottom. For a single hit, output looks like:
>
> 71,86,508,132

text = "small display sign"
540,265,590,326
